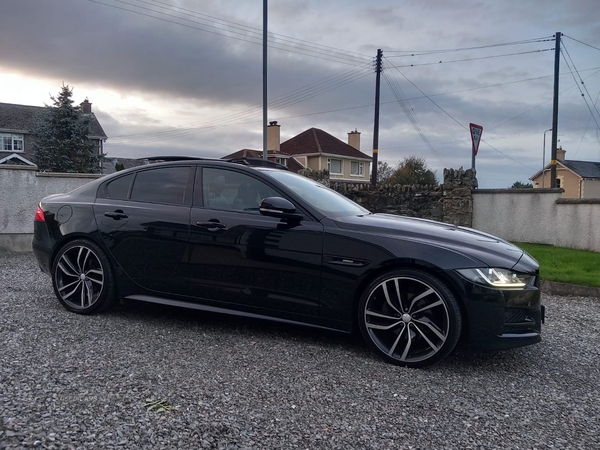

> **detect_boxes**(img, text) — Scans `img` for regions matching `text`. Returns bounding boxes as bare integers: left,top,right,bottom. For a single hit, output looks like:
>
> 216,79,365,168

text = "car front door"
188,166,324,321
94,165,193,296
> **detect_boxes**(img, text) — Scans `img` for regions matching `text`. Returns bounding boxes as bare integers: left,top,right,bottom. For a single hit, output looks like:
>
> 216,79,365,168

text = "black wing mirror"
259,197,302,222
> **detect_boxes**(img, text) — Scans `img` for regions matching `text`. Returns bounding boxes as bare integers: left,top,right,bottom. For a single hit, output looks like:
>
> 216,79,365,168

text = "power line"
109,68,372,144
560,49,600,130
563,35,600,52
382,69,450,166
383,57,536,170
143,0,370,60
562,41,600,123
109,66,600,144
385,37,554,54
384,49,554,68
573,91,600,158
86,0,371,68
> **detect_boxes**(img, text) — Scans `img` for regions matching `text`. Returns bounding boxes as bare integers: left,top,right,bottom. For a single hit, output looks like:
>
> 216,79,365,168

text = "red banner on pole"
470,123,483,156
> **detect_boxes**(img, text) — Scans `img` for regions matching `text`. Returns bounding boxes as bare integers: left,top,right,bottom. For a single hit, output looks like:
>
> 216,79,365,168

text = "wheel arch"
351,259,469,337
49,232,108,270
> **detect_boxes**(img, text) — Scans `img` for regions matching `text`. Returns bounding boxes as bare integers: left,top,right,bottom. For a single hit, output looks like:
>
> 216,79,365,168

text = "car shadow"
105,299,542,372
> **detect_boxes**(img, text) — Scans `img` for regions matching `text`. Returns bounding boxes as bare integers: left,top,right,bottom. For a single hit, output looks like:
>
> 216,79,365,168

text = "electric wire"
573,91,599,158
383,49,553,68
109,67,371,141
560,50,600,130
563,35,600,53
384,57,536,170
382,69,450,166
384,37,555,54
86,0,372,68
108,65,600,144
143,0,370,60
108,68,372,144
562,41,600,124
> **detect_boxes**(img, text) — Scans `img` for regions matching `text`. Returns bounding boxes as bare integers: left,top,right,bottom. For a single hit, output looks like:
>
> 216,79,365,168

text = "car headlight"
456,268,533,288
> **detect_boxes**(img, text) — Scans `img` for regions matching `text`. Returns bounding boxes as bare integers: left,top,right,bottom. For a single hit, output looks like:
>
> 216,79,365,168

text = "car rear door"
94,165,193,296
188,166,324,320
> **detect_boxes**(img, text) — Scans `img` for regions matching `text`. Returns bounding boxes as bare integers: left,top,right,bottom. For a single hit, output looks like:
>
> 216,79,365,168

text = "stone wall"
329,168,476,226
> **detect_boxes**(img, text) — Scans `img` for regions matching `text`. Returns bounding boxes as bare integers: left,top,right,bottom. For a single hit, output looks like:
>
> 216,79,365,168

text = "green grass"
514,242,600,287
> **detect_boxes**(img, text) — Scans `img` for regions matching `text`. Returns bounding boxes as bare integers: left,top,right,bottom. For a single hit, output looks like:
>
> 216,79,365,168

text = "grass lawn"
514,242,600,287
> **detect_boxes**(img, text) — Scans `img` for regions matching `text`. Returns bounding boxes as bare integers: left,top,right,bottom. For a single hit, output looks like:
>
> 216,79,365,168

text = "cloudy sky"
1,0,599,187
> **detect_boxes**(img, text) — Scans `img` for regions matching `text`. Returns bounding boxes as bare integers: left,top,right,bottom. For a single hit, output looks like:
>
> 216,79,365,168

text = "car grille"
503,308,537,334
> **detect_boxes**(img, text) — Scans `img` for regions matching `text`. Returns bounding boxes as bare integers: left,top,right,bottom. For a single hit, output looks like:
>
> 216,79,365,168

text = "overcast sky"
1,0,599,187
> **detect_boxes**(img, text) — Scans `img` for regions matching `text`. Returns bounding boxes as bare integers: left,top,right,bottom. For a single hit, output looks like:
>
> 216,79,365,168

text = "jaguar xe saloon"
33,157,544,367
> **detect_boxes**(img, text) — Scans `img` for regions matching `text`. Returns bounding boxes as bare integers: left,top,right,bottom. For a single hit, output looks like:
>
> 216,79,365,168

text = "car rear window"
130,167,189,205
106,173,133,200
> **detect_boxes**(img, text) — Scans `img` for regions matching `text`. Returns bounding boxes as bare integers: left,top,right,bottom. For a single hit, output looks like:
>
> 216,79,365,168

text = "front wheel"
51,239,117,314
358,269,462,368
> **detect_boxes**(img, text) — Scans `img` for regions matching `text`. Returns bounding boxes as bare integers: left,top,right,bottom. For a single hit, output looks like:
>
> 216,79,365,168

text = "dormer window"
1,133,24,152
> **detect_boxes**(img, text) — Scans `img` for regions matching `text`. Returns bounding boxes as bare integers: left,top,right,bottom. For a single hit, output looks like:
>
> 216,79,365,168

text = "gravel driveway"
1,253,599,449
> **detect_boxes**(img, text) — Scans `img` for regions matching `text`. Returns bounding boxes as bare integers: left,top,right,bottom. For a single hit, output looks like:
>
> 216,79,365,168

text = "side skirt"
125,294,349,334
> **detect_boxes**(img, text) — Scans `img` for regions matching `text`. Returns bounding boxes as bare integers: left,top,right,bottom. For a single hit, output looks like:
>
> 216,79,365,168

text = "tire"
51,239,117,314
358,268,462,368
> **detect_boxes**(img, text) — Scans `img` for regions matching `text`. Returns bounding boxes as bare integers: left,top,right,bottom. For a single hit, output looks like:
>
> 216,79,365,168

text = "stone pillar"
442,168,477,227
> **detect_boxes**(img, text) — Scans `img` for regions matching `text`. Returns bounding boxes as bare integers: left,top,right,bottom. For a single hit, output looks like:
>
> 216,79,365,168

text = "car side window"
200,168,280,212
105,173,133,200
130,167,189,205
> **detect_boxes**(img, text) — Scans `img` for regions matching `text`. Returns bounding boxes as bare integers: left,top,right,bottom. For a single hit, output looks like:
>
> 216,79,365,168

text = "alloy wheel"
54,245,105,310
364,276,450,364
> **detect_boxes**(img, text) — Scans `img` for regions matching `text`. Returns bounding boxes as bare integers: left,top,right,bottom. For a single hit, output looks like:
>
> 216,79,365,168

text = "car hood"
334,213,527,270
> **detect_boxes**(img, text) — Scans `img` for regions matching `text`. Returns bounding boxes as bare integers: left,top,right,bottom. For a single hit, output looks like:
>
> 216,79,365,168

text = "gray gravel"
1,253,599,449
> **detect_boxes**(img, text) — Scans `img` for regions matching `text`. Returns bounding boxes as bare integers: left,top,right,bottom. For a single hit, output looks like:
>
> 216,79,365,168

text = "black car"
32,157,544,368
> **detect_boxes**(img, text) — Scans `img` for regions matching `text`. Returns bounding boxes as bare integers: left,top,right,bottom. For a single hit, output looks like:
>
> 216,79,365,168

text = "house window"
275,157,286,166
1,133,24,152
351,161,363,176
556,178,562,189
327,158,342,174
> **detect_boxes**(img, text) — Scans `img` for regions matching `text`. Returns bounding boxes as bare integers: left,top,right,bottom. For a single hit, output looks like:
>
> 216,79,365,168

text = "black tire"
358,268,462,368
51,239,117,315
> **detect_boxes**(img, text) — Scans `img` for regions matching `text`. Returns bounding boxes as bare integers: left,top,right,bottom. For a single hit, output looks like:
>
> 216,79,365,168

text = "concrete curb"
541,280,600,298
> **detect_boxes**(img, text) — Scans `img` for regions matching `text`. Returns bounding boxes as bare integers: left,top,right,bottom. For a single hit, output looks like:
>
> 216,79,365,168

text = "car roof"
142,156,288,171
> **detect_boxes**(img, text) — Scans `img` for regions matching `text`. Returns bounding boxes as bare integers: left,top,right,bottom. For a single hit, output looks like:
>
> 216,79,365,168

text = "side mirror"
259,197,302,221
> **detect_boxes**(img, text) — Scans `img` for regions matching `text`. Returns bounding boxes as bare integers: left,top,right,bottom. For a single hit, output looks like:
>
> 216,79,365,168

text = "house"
0,99,107,167
102,157,148,174
222,122,372,182
530,147,600,198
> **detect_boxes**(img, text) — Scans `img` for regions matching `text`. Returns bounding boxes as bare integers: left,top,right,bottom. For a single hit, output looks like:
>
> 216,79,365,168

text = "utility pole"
550,32,561,187
371,49,382,186
262,0,268,160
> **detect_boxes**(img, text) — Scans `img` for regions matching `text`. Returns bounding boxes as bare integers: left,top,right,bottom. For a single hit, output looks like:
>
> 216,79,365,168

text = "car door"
188,166,324,320
94,165,193,296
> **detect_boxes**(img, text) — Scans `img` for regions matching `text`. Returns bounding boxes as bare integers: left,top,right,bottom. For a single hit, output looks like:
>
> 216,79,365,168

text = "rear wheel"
358,269,462,368
52,239,116,314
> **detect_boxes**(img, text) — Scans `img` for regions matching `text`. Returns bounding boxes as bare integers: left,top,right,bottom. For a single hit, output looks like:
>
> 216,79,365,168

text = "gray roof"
560,160,600,179
0,102,107,139
102,157,147,174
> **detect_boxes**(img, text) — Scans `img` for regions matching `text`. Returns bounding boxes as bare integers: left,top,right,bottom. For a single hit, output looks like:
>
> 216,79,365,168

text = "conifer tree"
33,85,104,173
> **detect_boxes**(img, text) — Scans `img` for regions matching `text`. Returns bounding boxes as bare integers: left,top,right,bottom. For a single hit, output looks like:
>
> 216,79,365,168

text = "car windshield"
265,170,370,218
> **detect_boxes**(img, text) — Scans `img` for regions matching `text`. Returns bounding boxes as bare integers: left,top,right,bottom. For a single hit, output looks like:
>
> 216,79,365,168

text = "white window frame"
350,161,364,176
275,157,286,166
1,133,24,153
327,158,343,175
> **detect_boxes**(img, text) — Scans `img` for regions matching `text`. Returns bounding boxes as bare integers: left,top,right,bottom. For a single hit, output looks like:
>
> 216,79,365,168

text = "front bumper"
449,272,543,352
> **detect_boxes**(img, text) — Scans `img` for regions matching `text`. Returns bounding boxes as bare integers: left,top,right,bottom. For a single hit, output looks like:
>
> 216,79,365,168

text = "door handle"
104,211,129,220
196,221,227,230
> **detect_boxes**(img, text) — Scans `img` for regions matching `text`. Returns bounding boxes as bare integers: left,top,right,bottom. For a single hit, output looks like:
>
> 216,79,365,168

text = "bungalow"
530,147,600,198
